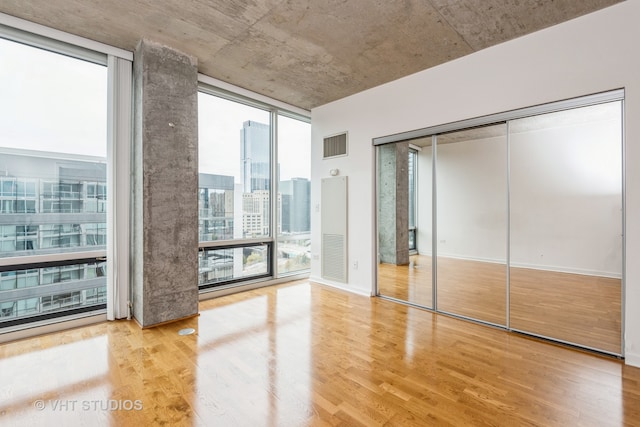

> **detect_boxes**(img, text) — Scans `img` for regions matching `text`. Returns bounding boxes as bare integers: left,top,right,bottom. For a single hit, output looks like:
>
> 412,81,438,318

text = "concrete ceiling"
0,0,623,111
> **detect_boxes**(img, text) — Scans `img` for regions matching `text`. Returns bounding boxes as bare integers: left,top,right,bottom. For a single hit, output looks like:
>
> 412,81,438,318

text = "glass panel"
436,124,508,326
0,261,106,324
0,38,107,325
197,93,276,289
277,115,311,275
198,244,270,287
377,137,433,308
509,102,622,354
198,93,271,242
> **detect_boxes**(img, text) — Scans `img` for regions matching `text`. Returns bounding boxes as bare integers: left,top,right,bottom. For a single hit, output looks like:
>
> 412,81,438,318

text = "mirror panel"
509,101,623,354
435,124,508,325
377,138,433,308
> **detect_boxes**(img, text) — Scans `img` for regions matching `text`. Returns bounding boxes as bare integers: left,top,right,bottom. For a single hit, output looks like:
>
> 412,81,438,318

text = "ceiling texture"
0,0,624,111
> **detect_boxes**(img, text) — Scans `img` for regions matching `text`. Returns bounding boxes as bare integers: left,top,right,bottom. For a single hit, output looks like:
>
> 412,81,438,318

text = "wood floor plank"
0,280,638,426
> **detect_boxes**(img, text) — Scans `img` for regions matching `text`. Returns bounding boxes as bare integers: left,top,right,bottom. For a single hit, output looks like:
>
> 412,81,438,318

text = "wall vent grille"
322,234,345,281
321,176,348,283
323,133,347,158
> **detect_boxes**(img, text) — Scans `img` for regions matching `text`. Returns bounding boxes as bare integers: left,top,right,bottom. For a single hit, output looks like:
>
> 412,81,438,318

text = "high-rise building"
279,178,310,233
242,190,282,237
0,148,108,321
240,120,270,193
198,173,235,242
197,173,236,285
242,190,270,237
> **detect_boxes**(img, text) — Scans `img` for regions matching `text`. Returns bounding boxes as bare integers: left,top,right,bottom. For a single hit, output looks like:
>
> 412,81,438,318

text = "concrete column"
378,142,409,265
131,39,199,327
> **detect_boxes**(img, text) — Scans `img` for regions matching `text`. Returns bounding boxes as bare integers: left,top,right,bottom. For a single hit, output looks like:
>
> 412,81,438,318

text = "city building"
240,120,270,193
0,148,107,323
198,173,234,242
279,177,310,233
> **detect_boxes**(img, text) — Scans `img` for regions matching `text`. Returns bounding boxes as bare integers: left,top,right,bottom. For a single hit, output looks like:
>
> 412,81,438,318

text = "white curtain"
106,56,133,320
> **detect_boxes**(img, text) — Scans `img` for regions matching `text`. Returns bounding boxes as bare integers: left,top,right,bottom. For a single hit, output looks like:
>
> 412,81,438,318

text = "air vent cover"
323,132,347,158
321,176,347,283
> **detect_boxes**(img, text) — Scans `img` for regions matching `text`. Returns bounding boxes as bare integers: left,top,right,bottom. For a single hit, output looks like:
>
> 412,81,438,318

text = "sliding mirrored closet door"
509,101,623,354
375,92,623,356
435,124,508,326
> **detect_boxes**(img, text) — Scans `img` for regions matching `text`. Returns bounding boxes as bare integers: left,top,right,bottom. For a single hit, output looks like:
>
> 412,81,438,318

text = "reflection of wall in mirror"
411,109,621,278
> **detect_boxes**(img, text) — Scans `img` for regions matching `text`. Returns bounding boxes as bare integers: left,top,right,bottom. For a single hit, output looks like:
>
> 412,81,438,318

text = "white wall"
310,1,640,366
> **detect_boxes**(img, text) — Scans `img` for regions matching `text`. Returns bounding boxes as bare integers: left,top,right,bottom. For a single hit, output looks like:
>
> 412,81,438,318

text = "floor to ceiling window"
197,93,271,288
277,114,311,276
197,87,310,290
0,36,108,327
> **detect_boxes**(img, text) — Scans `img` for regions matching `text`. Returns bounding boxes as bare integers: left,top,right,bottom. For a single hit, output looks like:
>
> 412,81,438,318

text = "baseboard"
309,275,373,297
437,253,506,265
624,352,640,368
0,312,107,344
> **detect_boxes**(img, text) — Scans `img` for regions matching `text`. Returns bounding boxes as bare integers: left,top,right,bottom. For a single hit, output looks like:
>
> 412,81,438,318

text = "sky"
0,37,311,181
0,37,108,157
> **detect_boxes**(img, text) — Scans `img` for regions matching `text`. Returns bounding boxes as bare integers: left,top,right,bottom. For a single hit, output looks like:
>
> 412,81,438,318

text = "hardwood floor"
378,255,622,354
1,280,638,426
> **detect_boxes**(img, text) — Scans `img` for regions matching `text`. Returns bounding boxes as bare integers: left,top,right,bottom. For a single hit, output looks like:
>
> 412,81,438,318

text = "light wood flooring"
378,255,622,354
0,280,638,426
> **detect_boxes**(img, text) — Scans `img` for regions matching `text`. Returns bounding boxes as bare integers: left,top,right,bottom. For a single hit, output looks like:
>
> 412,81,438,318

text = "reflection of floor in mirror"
378,255,622,354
